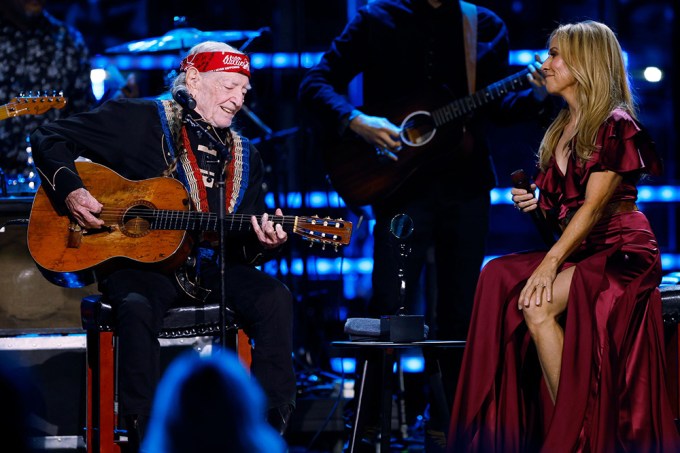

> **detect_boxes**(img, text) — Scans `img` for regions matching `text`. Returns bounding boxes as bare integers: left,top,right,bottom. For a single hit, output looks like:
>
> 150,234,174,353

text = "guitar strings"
94,209,299,224
86,208,345,231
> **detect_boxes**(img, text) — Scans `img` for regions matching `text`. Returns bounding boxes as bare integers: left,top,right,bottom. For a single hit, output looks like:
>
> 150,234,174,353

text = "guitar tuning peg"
19,91,25,97
321,243,326,251
309,242,314,248
334,245,339,252
58,90,64,97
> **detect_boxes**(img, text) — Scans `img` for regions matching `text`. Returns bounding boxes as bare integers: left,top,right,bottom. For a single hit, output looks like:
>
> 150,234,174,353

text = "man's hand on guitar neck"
527,53,548,102
251,208,288,249
348,112,402,161
65,187,105,230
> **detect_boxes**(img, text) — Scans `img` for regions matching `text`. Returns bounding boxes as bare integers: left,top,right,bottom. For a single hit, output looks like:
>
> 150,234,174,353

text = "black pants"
101,264,296,418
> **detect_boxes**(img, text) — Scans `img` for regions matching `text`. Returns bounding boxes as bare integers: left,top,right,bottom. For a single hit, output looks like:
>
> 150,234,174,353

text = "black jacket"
30,97,277,265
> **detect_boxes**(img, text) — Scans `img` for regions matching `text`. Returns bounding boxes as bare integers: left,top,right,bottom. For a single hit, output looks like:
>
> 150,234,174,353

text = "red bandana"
180,51,251,78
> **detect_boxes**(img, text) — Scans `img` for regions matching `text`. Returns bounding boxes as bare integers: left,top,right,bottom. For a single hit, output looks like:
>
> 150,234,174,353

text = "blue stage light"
401,355,425,373
330,357,356,374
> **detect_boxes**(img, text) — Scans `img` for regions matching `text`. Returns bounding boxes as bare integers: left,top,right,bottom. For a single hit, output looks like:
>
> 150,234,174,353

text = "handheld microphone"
511,169,556,247
173,87,196,111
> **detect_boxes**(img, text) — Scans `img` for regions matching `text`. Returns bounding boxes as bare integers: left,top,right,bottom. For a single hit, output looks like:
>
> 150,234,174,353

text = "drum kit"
104,26,265,54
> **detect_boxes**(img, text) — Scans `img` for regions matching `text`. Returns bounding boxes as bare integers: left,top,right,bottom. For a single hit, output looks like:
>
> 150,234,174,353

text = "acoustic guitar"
27,162,353,293
0,92,67,121
323,67,533,206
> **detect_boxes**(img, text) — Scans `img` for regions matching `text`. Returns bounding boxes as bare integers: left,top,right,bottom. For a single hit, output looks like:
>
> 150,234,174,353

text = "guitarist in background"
299,0,554,449
31,42,296,451
0,0,94,191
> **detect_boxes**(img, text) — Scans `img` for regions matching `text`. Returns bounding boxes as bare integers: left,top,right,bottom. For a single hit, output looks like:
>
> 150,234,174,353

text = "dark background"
3,0,678,370
0,1,676,449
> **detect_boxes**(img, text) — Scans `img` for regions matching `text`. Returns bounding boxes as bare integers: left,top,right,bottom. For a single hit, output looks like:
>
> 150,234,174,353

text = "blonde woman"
448,21,679,452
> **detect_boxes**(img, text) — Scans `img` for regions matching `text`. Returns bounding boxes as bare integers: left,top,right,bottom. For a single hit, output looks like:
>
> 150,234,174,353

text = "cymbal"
105,28,262,54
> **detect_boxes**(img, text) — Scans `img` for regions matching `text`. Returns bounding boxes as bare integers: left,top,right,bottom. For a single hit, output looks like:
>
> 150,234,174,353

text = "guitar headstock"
3,91,68,118
294,216,353,249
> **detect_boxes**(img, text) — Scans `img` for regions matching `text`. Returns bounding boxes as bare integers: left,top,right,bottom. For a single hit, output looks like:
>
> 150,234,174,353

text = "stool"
661,284,680,420
331,340,465,453
81,294,250,453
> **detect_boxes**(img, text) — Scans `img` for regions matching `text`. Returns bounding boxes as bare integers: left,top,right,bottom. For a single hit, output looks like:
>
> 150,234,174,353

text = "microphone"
511,169,556,247
173,87,196,110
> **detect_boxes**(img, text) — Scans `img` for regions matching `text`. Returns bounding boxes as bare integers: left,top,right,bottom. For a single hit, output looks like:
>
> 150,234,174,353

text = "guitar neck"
0,105,12,121
431,67,530,126
0,94,68,122
149,211,294,233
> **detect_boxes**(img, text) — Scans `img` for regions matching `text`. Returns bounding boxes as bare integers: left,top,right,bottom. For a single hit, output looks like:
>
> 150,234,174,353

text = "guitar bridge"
67,222,83,248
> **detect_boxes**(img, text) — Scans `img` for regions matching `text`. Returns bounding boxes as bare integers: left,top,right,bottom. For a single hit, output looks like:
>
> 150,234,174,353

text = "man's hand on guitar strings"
252,208,288,249
65,187,105,231
348,112,402,161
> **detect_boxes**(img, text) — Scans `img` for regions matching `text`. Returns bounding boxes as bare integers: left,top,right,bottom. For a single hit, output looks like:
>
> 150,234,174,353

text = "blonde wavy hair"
538,21,636,171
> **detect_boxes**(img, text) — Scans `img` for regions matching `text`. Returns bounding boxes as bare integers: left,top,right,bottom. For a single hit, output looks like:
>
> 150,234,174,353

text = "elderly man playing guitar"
31,41,298,451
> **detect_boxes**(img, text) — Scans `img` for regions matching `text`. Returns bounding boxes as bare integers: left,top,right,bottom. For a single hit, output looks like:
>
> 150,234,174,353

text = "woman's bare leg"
523,266,575,402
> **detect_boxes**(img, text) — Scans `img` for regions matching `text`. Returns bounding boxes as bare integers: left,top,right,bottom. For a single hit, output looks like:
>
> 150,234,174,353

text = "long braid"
161,103,186,177
224,127,234,156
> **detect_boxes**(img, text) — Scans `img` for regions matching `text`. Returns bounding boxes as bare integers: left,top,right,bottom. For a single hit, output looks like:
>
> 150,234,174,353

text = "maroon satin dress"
448,110,680,452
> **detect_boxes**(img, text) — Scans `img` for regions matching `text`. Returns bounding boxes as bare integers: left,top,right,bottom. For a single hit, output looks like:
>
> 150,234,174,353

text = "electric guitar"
0,92,68,121
27,162,353,296
323,67,533,206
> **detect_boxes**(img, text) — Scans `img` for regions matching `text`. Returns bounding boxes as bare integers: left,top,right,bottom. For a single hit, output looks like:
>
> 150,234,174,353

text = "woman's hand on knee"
519,258,559,309
519,282,551,310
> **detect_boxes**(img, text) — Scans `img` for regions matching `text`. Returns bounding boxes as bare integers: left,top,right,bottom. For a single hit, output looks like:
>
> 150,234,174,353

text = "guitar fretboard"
145,211,295,233
431,68,530,127
100,207,351,246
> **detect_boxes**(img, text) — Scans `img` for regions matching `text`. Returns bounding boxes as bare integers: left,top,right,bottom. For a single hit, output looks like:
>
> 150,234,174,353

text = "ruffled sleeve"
587,109,662,176
534,109,661,218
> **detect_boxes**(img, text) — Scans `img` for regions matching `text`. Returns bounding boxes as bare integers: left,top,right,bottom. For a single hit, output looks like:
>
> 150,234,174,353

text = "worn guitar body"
323,67,532,206
28,162,193,287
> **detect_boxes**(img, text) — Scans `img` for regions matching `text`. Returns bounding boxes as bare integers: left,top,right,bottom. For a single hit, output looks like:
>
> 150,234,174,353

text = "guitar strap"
460,1,478,94
155,99,249,215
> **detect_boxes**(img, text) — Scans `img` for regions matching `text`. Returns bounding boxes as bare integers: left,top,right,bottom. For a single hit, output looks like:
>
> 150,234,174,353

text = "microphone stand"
182,114,235,349
388,214,414,442
237,31,275,139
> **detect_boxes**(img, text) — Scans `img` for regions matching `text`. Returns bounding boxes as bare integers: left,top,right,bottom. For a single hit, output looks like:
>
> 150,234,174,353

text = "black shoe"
267,404,294,436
